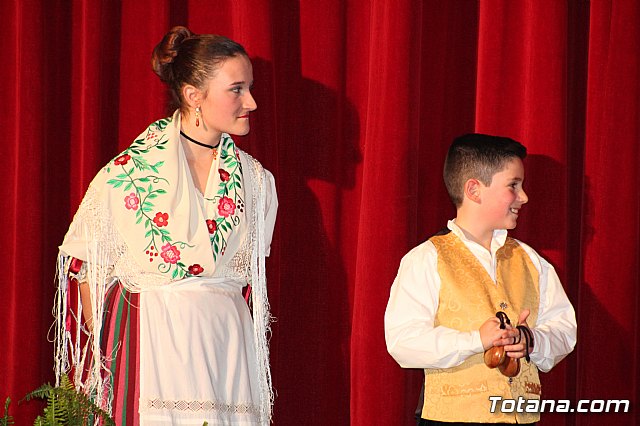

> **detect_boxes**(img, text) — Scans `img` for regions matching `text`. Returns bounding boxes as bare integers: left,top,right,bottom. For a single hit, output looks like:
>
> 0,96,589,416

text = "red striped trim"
101,283,140,425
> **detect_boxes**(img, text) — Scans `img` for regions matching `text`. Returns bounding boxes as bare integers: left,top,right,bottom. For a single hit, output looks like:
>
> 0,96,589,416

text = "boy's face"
478,158,528,230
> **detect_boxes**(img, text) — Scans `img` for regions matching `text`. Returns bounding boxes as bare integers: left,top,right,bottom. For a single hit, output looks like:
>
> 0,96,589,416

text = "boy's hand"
479,316,513,350
492,309,535,359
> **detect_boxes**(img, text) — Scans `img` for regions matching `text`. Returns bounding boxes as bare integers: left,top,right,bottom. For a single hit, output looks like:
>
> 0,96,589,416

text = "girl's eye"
231,87,242,94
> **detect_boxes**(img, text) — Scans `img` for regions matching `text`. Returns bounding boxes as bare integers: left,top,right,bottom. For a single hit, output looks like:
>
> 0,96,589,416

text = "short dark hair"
151,26,248,114
443,133,527,207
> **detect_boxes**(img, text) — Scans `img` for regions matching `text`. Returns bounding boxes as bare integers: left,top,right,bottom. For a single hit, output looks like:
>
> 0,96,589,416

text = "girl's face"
199,55,256,137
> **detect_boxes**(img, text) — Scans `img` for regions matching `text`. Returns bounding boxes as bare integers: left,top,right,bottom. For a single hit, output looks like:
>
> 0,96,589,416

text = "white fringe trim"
250,163,275,425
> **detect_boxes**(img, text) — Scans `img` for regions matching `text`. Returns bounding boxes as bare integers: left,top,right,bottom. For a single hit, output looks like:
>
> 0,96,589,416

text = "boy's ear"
182,84,202,108
464,179,482,204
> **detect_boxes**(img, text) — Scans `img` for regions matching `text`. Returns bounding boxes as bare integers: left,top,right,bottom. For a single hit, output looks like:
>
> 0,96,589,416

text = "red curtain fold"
1,1,638,425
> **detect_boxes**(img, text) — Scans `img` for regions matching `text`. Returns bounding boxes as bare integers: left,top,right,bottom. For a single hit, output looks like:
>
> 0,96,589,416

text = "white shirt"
384,220,577,373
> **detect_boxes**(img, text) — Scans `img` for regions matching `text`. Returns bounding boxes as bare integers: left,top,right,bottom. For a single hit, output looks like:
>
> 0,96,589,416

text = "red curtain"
1,1,638,425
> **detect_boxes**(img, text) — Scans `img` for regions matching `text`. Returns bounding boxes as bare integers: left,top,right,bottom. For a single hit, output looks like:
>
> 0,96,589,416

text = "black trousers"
418,420,536,426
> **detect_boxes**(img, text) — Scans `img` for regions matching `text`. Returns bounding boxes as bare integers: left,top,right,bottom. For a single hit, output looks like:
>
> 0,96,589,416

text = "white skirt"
138,277,261,425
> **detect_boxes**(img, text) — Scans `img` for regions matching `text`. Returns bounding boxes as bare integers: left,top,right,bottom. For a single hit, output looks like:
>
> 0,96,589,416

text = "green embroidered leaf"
139,177,150,183
124,182,132,191
145,230,152,238
147,193,158,199
156,189,167,194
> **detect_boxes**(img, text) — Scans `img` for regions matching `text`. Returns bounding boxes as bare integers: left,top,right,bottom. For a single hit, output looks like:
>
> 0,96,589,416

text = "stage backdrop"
1,1,638,425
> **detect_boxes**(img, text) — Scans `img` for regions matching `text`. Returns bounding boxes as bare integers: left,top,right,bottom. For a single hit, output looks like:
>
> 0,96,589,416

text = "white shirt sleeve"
518,242,577,372
263,169,278,257
384,241,484,369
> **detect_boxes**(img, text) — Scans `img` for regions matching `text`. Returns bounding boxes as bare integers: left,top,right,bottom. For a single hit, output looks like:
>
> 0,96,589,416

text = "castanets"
483,311,534,377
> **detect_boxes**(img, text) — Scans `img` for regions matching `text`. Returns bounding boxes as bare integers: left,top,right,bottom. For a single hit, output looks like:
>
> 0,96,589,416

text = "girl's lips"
238,115,249,119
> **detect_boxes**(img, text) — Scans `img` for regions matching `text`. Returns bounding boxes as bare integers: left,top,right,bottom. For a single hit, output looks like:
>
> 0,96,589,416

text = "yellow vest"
423,231,541,423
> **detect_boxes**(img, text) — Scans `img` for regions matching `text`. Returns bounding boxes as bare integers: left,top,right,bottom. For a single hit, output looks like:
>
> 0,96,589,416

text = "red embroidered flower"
146,132,156,140
206,219,217,234
160,243,181,264
124,193,139,210
218,168,230,182
114,154,131,165
218,197,236,217
153,212,169,227
188,264,204,275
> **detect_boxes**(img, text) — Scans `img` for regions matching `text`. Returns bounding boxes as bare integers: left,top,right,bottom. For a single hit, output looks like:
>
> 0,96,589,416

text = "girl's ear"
182,84,202,108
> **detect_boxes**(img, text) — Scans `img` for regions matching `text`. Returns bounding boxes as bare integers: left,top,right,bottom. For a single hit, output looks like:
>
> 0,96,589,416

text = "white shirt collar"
447,219,508,256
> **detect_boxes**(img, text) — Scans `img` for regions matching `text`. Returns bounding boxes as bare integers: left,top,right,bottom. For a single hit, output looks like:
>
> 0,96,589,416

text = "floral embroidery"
218,169,230,182
106,117,194,279
205,135,245,262
160,243,181,264
124,193,140,210
188,264,204,275
217,197,236,217
114,154,131,165
153,212,169,227
105,119,245,276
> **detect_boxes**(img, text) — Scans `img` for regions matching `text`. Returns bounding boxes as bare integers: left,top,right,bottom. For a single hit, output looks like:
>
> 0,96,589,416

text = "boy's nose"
519,189,529,204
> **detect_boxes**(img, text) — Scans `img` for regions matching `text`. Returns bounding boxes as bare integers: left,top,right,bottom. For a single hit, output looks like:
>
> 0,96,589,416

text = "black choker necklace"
180,130,220,149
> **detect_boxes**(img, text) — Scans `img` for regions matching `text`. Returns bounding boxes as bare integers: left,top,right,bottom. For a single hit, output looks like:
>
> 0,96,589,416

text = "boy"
384,134,577,424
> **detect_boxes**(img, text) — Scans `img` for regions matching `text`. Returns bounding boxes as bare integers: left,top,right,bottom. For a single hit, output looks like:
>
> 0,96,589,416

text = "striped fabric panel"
101,283,140,425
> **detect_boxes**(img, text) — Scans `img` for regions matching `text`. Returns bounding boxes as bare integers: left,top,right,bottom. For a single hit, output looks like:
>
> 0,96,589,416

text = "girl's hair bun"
151,26,194,83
